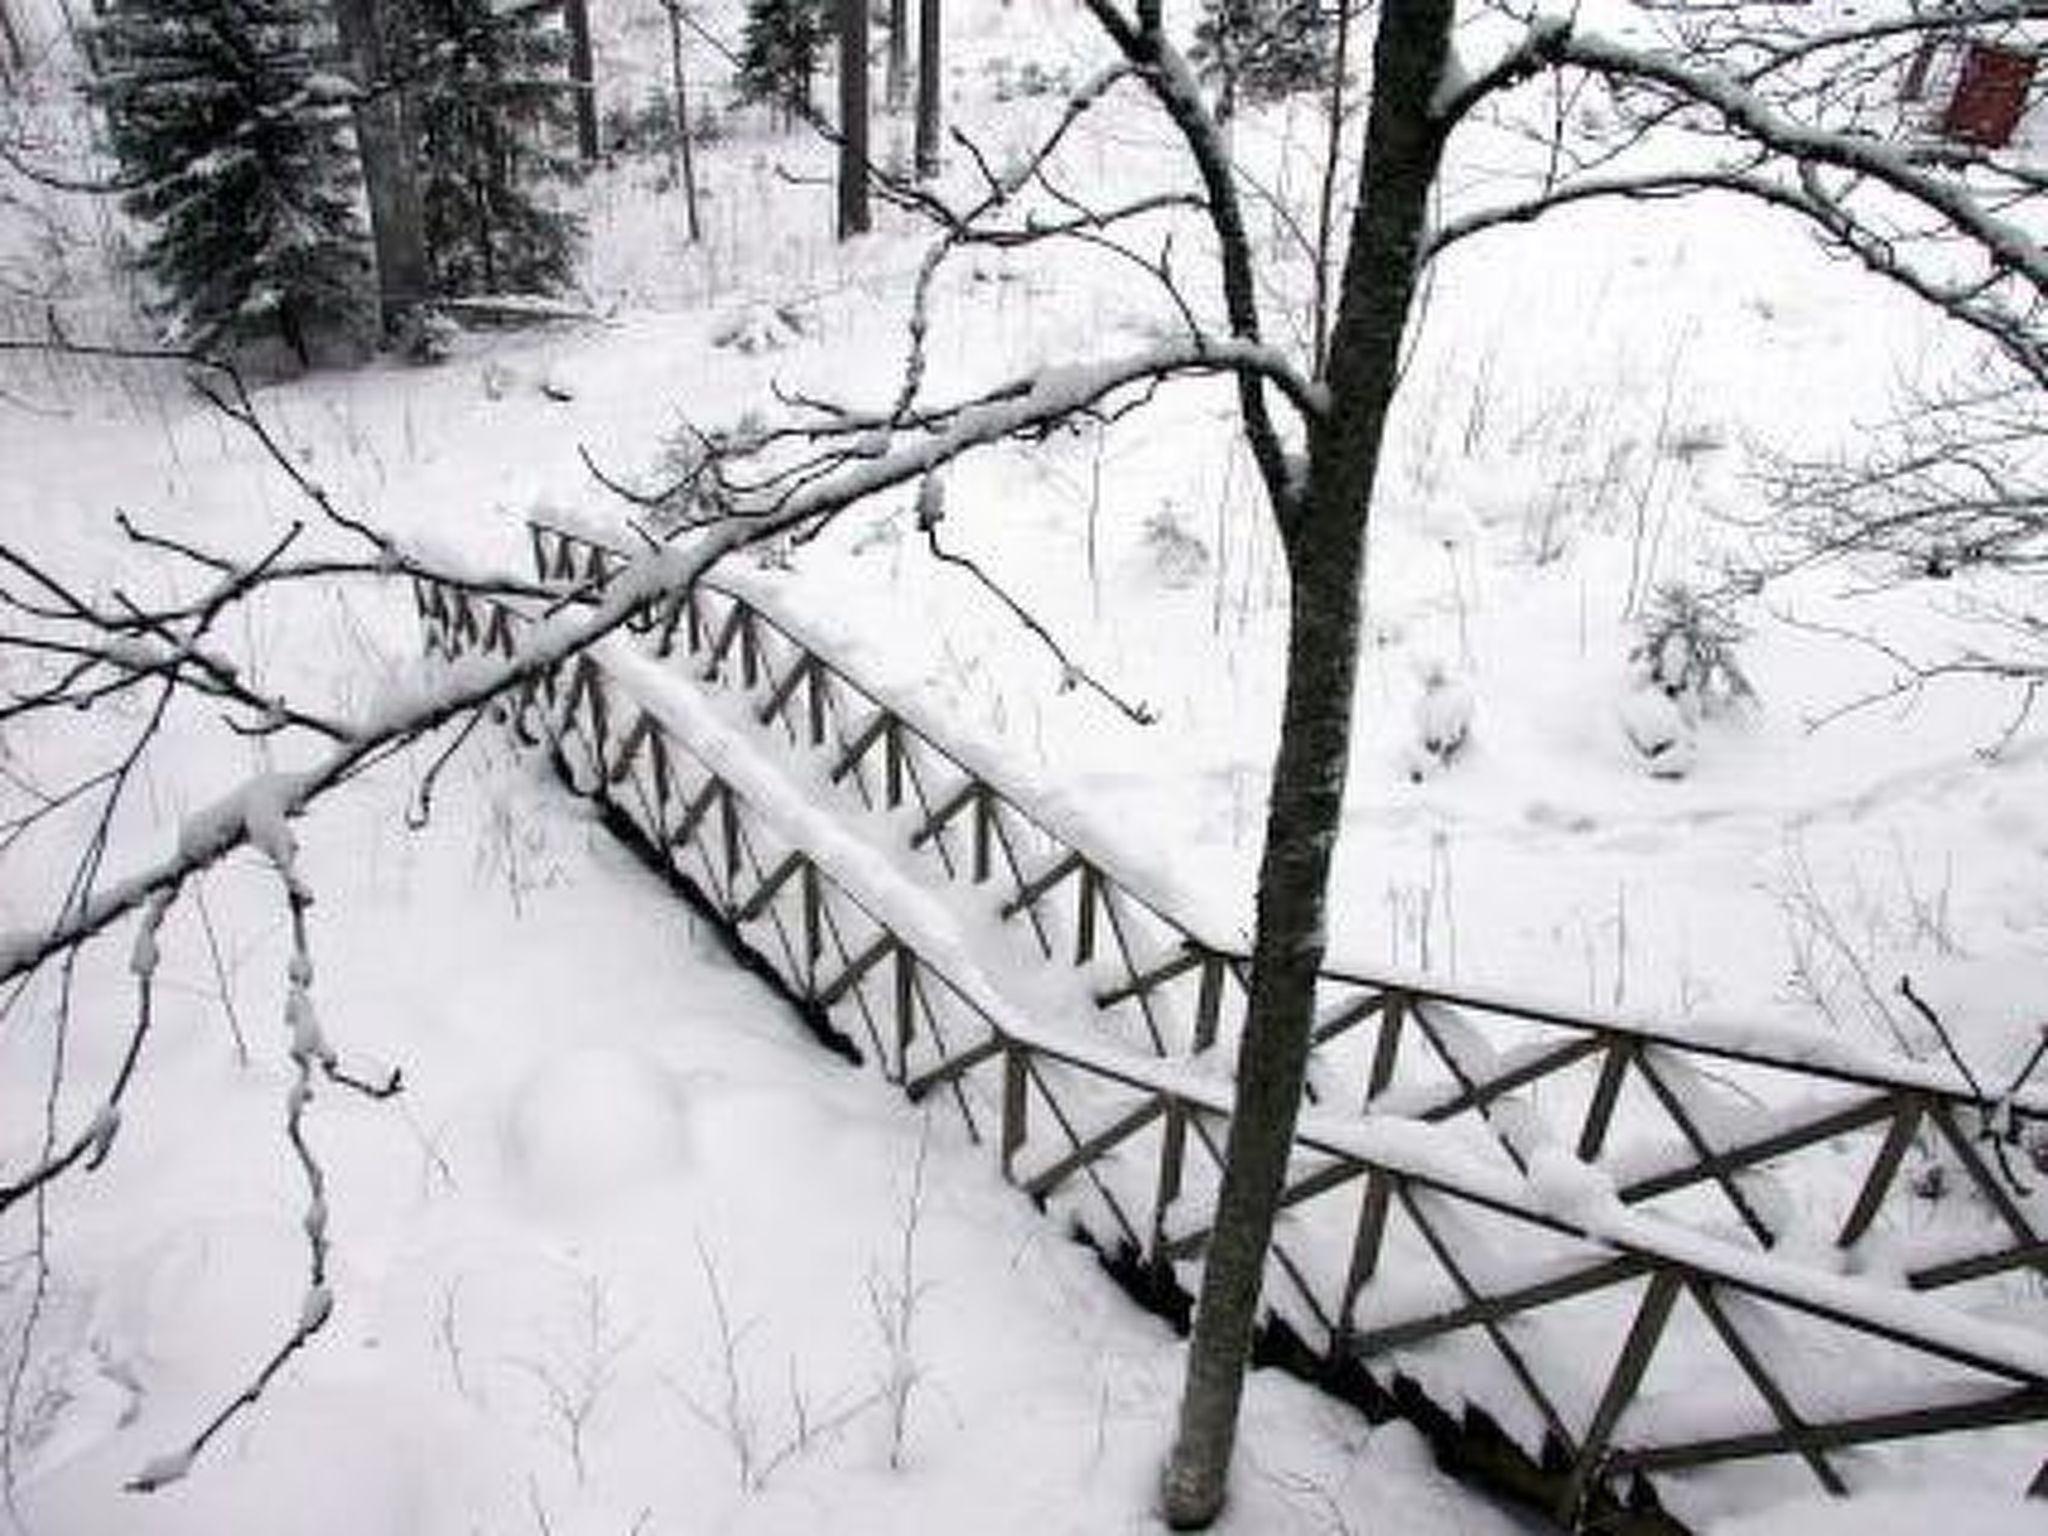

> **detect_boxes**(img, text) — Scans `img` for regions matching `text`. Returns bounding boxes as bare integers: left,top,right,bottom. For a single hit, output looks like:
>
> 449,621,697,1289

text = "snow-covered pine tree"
88,0,372,366
1190,0,1331,119
736,0,826,126
410,0,584,297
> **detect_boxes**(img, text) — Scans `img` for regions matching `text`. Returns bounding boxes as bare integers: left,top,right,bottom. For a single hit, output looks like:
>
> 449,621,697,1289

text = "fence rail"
405,521,2048,1528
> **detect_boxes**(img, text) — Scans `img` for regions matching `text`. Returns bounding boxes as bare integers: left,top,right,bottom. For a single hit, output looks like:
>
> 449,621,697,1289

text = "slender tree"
1155,0,1445,1513
661,0,703,241
887,0,910,108
564,0,599,163
837,0,871,235
914,0,940,176
1141,0,2048,1519
88,0,373,364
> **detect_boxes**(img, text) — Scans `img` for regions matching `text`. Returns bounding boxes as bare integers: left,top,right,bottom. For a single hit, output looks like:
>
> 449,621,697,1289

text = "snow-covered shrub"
649,408,770,531
400,304,462,364
1618,684,1696,779
1630,581,1756,716
648,427,720,532
602,87,679,157
1618,581,1755,776
984,57,1075,102
1404,661,1473,782
1190,0,1331,118
711,301,808,354
603,87,726,161
1141,506,1210,589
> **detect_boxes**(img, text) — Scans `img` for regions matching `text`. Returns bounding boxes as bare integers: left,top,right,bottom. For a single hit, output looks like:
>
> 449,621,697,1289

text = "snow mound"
1407,661,1475,781
1618,685,1696,778
710,301,806,354
501,1046,691,1207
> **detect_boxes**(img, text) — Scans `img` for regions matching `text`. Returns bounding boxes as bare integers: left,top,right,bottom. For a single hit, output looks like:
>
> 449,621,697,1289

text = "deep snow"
4,0,2048,1529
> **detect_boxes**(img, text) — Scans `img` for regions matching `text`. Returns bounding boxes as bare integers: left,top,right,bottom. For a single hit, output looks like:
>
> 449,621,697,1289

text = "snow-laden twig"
509,1275,634,1485
127,840,336,1491
668,1237,880,1491
917,476,1156,726
867,1115,934,1471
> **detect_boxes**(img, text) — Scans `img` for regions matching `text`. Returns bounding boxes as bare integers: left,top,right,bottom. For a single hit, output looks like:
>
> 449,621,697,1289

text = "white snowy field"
10,733,1549,1536
4,0,2048,1530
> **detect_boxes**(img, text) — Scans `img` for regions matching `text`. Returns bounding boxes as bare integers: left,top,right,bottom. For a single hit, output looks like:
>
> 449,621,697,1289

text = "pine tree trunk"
279,301,311,370
836,0,871,236
334,0,429,338
563,0,598,163
886,0,909,109
913,0,940,178
1159,0,1455,1526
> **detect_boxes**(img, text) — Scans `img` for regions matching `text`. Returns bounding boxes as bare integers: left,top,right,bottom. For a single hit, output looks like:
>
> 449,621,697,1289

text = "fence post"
1154,1098,1188,1268
1193,953,1226,1054
972,787,994,883
1002,1044,1028,1178
893,948,918,1083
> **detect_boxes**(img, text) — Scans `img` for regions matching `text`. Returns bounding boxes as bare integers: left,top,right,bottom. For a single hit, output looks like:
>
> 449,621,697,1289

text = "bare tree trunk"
837,0,871,237
333,0,429,340
663,0,702,242
563,0,599,164
913,0,940,178
1159,0,1455,1526
886,0,909,109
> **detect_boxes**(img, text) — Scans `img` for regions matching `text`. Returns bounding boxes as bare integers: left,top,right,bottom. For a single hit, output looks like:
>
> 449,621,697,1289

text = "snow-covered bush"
1630,580,1756,716
710,301,808,354
1618,581,1754,776
1141,506,1209,589
602,87,679,157
1618,684,1696,779
1405,661,1473,782
1189,0,1331,119
401,304,462,364
985,57,1076,102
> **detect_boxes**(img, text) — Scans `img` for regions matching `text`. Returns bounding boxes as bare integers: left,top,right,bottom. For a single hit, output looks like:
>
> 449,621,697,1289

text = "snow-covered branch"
1431,8,2048,381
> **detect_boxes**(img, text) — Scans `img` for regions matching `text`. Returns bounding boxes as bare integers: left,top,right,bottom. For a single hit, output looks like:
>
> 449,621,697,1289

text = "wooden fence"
406,521,2048,1529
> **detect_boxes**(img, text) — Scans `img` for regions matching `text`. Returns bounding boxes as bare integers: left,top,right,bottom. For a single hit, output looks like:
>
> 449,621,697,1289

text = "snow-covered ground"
5,0,2048,1529
12,742,1546,1536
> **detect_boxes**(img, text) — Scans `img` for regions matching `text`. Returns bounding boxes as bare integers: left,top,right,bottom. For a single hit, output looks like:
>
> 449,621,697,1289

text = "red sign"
1942,42,2036,148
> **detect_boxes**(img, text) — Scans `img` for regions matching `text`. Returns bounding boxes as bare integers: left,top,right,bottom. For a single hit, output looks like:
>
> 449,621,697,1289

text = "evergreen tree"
1190,0,1330,119
88,0,372,365
410,0,584,297
736,0,826,125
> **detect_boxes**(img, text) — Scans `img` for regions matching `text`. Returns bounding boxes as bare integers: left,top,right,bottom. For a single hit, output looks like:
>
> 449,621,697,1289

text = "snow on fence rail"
408,525,2048,1527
